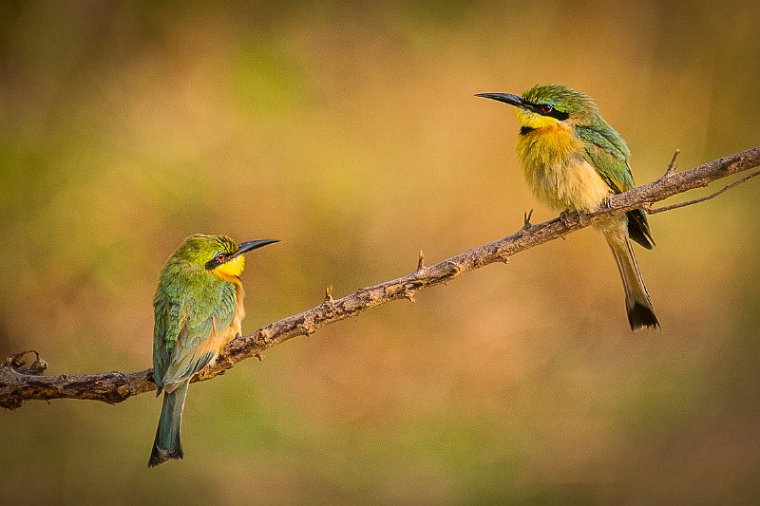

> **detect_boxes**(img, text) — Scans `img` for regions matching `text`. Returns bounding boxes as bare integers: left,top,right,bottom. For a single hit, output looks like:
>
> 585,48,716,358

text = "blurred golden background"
2,1,760,504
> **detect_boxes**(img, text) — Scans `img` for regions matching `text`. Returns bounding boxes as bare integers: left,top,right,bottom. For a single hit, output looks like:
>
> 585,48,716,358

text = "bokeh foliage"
2,1,760,504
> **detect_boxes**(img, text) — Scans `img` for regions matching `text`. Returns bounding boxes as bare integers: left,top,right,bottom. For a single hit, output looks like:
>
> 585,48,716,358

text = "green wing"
153,274,238,390
575,124,655,249
575,124,633,192
152,294,184,390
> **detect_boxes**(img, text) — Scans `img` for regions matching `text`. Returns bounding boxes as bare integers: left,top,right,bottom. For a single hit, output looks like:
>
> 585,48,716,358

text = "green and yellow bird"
476,85,658,330
148,234,278,467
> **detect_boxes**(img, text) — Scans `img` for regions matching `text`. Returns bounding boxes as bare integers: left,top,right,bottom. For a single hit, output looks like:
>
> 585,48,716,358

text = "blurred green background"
2,1,760,504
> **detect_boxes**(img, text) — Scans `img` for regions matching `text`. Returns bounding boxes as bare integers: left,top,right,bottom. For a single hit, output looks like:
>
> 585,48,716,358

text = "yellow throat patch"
211,255,246,283
515,108,561,130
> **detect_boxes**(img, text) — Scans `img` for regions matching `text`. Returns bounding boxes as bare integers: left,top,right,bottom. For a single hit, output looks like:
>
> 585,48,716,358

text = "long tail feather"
605,231,659,331
148,380,189,467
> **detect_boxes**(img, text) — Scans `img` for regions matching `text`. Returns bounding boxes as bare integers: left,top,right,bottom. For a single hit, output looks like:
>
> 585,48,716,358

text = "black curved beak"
475,92,526,109
234,239,280,258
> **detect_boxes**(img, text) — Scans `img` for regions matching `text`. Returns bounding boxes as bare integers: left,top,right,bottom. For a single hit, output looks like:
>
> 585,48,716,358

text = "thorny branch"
648,168,760,214
2,146,760,410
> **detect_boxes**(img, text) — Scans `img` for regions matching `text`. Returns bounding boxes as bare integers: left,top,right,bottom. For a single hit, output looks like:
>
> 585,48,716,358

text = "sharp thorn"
416,250,425,272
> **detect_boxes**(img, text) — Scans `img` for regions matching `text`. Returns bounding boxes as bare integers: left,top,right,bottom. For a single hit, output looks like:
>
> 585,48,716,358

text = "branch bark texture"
2,146,759,410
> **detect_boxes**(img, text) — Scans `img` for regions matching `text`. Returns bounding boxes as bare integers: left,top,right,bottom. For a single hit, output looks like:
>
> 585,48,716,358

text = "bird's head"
476,84,599,131
172,234,279,282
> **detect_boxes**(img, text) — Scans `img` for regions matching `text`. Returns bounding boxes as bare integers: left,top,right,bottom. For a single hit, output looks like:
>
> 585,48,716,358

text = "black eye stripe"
527,102,570,121
549,109,570,120
204,253,228,270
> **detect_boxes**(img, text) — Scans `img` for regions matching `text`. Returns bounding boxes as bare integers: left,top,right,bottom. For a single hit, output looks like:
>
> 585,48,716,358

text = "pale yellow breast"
197,283,246,366
517,125,611,212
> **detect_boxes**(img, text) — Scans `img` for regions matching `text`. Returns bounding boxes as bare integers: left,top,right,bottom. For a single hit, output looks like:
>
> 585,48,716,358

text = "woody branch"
1,146,759,410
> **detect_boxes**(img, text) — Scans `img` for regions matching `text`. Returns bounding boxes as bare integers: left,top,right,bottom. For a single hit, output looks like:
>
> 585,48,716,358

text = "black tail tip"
148,444,184,468
628,302,660,331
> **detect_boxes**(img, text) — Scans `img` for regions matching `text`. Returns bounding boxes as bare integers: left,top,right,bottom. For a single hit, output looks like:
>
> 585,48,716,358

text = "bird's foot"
559,209,591,227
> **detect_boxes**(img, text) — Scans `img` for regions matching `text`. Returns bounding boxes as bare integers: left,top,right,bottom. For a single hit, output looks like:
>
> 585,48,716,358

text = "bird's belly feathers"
517,127,611,212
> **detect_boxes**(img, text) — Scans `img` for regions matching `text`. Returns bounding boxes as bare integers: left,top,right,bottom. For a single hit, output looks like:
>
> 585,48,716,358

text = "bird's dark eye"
539,104,553,114
214,253,225,263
